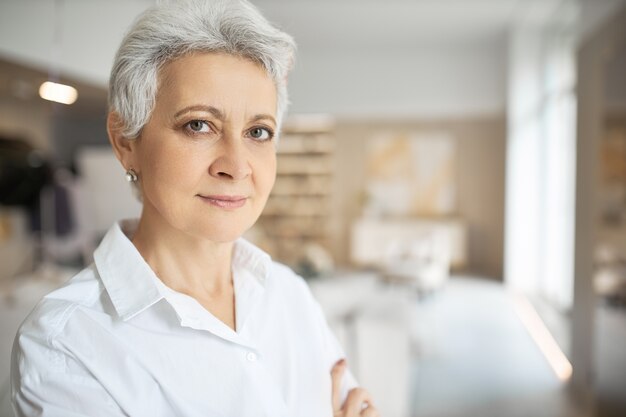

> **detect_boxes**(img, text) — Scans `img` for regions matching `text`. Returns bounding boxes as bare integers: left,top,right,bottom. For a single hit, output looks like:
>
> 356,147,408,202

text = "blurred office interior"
1,0,626,416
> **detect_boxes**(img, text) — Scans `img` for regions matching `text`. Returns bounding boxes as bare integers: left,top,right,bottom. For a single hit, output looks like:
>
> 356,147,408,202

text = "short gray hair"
108,0,296,139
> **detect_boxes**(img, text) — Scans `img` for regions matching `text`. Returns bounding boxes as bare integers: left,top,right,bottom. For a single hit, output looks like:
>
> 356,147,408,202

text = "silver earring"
125,168,138,183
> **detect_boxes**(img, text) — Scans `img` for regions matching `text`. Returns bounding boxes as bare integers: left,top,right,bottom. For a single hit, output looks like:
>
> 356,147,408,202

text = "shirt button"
246,351,257,362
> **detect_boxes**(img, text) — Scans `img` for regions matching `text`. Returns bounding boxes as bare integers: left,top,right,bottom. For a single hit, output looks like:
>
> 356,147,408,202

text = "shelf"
256,116,336,268
271,176,333,196
281,114,335,133
263,229,328,239
264,196,331,216
277,134,335,154
276,155,333,175
259,213,329,219
275,172,333,178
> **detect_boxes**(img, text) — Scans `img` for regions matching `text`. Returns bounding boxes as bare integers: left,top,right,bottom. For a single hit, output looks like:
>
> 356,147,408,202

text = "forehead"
156,52,277,114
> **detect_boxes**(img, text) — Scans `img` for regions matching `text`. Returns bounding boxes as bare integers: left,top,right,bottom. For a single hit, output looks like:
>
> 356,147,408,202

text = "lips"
197,194,248,209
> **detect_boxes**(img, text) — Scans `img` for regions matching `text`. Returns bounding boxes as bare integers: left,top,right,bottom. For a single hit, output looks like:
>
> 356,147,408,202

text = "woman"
11,1,378,416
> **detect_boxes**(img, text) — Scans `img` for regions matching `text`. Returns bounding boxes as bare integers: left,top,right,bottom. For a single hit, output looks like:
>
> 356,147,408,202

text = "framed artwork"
364,131,457,217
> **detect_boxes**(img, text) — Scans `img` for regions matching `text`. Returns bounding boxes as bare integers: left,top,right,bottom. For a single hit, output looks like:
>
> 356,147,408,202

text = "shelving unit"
252,116,336,269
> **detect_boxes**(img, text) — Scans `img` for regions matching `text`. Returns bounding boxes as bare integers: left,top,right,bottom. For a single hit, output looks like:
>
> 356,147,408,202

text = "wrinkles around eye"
181,120,274,142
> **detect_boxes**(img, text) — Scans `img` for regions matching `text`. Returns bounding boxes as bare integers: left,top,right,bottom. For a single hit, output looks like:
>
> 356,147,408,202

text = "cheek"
256,153,277,195
139,141,201,194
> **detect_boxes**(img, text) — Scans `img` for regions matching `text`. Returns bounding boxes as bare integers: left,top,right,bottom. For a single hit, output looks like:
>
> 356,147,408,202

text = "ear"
107,112,137,170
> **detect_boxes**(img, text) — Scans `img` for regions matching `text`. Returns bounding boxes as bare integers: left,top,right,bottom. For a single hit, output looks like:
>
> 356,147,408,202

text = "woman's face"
130,52,277,243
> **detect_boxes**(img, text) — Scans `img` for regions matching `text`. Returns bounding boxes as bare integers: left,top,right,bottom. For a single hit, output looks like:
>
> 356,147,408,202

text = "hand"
331,359,380,417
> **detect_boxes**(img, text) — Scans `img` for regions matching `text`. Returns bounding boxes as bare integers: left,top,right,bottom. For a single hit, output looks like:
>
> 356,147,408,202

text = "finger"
330,359,346,412
343,388,373,417
361,404,379,417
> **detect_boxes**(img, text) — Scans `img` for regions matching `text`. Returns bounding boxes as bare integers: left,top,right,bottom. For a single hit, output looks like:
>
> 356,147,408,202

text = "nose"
208,135,252,181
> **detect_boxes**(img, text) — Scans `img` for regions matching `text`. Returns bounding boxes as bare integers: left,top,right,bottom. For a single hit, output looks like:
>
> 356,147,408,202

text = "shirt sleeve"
11,332,125,417
321,317,359,403
302,282,359,404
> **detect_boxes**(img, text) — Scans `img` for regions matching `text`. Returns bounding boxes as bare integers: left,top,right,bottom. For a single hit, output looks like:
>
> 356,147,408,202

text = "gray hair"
108,0,296,139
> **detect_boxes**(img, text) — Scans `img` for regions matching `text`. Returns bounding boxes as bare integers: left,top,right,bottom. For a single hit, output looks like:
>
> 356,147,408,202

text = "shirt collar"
93,219,163,321
232,236,272,286
93,219,273,323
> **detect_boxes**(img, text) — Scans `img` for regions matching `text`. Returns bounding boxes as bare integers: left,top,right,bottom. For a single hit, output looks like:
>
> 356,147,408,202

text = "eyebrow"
173,105,276,126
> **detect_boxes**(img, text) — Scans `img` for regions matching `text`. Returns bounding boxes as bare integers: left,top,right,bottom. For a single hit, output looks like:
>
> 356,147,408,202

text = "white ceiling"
256,0,521,48
256,0,625,48
0,0,623,86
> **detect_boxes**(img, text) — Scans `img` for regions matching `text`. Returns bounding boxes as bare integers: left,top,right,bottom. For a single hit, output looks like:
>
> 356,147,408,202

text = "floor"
407,277,624,417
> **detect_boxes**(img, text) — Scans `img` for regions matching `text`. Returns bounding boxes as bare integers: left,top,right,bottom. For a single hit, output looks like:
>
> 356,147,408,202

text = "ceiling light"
38,81,78,105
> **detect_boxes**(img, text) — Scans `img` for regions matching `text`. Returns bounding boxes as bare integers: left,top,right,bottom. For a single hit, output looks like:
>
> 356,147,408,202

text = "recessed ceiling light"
38,81,78,105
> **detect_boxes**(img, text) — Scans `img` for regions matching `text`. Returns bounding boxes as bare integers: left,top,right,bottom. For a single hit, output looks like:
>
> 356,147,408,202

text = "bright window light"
38,81,78,105
513,293,573,381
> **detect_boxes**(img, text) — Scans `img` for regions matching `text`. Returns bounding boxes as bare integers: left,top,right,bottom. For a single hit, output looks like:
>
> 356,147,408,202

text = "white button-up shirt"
11,220,356,417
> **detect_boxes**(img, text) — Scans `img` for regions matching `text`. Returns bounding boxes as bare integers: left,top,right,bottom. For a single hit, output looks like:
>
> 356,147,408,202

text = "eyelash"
247,126,275,142
182,120,274,142
183,120,213,136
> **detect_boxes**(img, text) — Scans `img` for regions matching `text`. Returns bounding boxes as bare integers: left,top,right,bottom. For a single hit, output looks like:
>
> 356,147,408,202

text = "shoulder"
268,260,314,298
266,260,330,324
11,267,124,415
16,264,105,347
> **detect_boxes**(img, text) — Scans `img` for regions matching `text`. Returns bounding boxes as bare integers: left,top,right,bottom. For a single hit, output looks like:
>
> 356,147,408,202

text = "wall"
330,116,506,279
0,57,109,167
573,3,626,399
0,95,51,153
287,41,506,118
604,38,626,113
597,31,626,257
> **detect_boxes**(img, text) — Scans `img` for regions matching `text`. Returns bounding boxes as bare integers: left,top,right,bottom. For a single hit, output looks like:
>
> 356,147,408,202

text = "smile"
197,195,248,209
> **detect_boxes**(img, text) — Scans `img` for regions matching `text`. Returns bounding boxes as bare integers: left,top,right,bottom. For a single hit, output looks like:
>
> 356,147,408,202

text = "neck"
131,206,235,298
